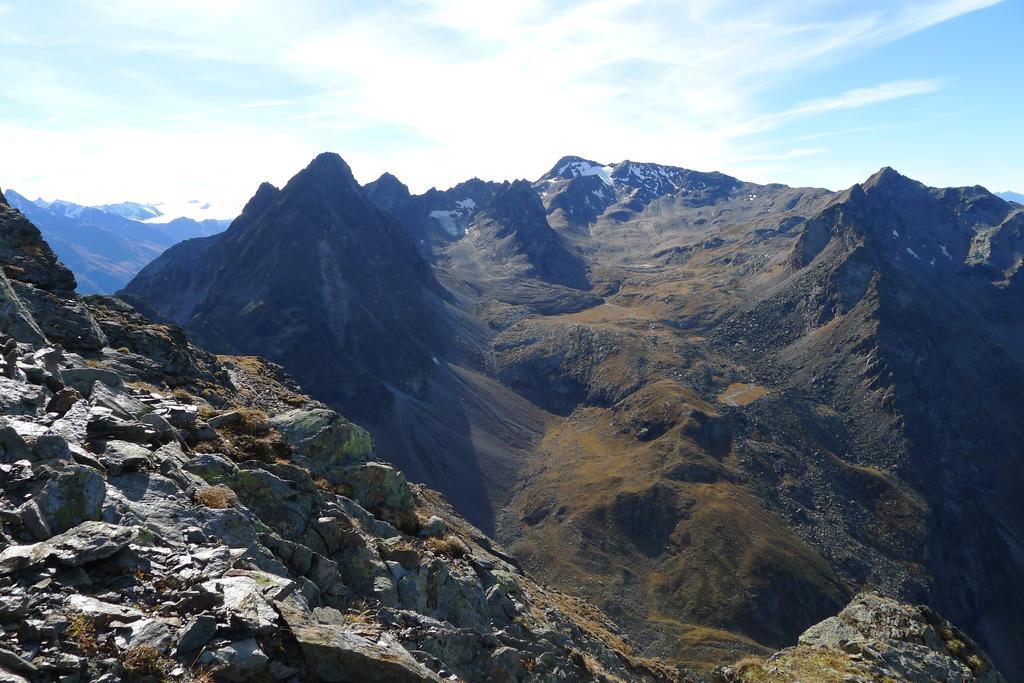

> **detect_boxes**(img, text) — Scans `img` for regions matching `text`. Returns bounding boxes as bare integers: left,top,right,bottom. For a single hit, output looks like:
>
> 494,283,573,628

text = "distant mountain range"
2,190,230,294
997,190,1024,204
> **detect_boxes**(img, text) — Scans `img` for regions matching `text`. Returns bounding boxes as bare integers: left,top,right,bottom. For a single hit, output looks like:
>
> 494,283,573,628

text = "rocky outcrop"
717,593,1004,682
0,201,105,351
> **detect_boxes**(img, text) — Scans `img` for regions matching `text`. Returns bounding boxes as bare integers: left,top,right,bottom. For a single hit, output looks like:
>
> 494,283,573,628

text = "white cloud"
0,0,1006,209
725,79,945,137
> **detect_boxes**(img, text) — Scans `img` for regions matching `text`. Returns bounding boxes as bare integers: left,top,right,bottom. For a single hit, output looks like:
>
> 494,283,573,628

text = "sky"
0,0,1020,217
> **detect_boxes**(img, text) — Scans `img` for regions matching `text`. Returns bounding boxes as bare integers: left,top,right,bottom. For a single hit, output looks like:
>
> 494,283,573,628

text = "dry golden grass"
194,485,238,509
195,407,291,464
184,669,216,683
731,646,897,682
313,475,347,496
425,534,469,559
507,397,845,674
126,380,163,394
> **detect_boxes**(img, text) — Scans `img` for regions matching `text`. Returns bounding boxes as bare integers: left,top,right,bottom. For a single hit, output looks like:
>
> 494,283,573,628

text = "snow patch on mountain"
556,159,615,186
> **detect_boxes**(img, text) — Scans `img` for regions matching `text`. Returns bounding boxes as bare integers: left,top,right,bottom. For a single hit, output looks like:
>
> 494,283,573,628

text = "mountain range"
2,190,229,294
117,151,1024,678
0,183,1006,681
997,190,1024,204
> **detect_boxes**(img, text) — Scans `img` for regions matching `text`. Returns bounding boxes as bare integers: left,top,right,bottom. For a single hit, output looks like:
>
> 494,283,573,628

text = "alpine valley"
0,149,1018,682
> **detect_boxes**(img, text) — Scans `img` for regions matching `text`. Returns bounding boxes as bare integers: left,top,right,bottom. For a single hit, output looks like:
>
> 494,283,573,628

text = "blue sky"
0,0,1019,216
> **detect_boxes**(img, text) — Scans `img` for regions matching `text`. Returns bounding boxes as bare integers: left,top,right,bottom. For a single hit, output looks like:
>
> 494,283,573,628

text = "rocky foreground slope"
0,189,1006,682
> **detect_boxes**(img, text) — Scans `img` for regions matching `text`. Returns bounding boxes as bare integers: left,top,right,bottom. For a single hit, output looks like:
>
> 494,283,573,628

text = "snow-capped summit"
96,201,163,221
542,156,616,186
535,156,743,226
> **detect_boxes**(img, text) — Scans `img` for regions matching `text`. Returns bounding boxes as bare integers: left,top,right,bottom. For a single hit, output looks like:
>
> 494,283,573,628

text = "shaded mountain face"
2,189,227,294
123,153,446,426
462,179,589,290
729,167,1024,672
124,153,1024,678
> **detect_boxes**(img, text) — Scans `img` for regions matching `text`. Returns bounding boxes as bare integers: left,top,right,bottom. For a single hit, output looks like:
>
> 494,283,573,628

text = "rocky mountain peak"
362,172,414,226
860,165,927,197
280,152,364,205
365,171,410,200
465,179,590,290
484,179,548,229
0,186,7,208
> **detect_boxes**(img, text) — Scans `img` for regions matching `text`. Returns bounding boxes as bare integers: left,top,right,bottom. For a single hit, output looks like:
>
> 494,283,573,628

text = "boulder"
175,614,218,653
276,598,440,682
196,638,268,682
60,367,122,395
66,595,145,624
0,377,46,415
0,421,32,462
89,381,148,420
201,573,290,636
47,399,90,445
86,406,158,443
0,269,47,347
34,520,137,566
268,408,373,473
327,462,417,527
97,440,153,475
21,464,106,538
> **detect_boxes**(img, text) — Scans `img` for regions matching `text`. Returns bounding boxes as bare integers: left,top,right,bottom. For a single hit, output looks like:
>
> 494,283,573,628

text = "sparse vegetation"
193,406,291,463
121,644,173,682
66,613,98,654
195,484,238,509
